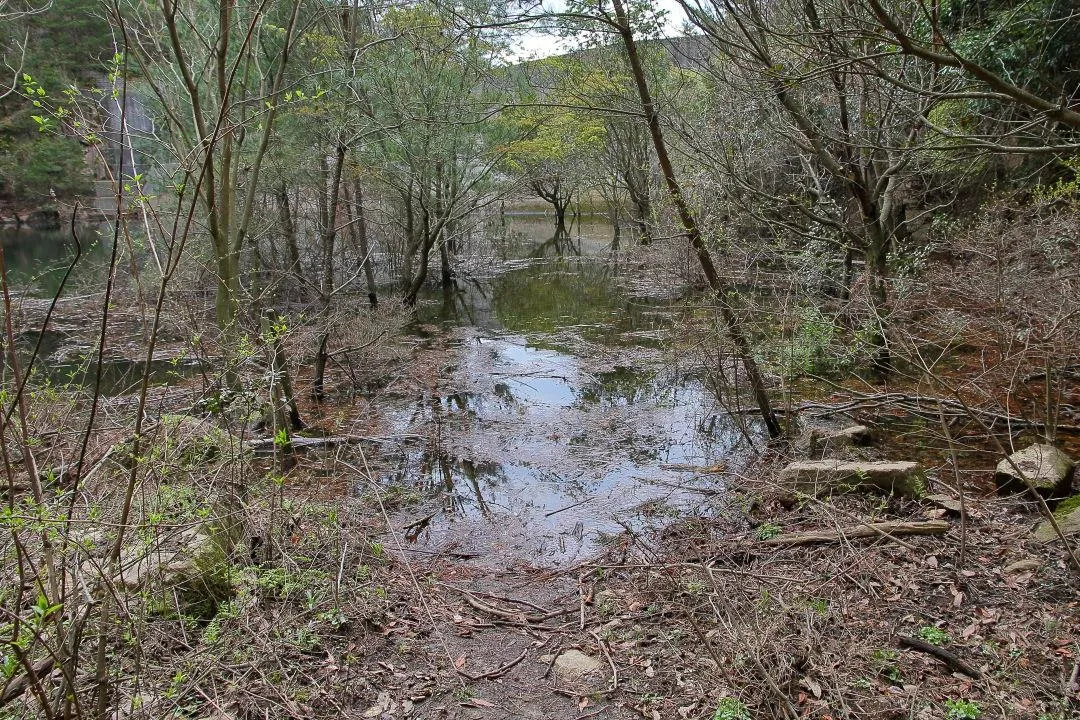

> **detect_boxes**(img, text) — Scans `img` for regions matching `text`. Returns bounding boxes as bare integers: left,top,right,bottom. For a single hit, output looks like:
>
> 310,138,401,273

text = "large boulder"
778,460,926,499
158,414,242,464
994,444,1074,497
25,205,60,230
1034,495,1080,542
117,524,236,617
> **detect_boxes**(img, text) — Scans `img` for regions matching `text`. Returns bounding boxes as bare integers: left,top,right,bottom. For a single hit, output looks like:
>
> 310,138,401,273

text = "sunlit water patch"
382,253,764,565
379,342,760,564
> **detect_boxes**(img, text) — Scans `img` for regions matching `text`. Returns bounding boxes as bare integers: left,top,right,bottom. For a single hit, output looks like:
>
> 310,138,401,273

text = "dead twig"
399,511,438,534
659,462,726,473
797,391,1080,433
590,630,619,693
456,649,527,681
544,497,593,517
540,643,563,679
450,587,573,624
578,573,588,630
245,434,405,450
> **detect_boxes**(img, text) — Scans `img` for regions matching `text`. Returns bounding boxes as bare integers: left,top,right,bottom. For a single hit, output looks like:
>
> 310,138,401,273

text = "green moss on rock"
1034,494,1080,542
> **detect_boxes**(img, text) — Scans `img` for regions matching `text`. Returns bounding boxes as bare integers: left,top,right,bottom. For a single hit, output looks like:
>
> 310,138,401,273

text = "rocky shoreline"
1,192,116,230
0,201,63,229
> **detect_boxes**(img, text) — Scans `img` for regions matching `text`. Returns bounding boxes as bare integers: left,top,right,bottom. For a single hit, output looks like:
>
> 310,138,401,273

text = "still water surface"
381,215,761,565
2,215,760,564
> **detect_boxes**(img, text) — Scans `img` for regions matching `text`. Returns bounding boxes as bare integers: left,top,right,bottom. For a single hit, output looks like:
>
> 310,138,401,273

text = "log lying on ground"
244,434,411,451
0,657,55,707
758,520,950,547
897,635,982,679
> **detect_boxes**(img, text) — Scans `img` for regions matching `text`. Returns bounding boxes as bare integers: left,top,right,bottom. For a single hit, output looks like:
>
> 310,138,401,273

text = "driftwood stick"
459,588,550,615
544,496,592,517
540,643,563,679
396,547,481,559
659,462,726,473
460,592,530,622
458,591,572,624
897,635,982,679
578,573,587,630
758,520,950,547
456,649,528,681
590,630,619,693
796,392,1079,432
244,434,405,450
0,657,55,707
399,511,438,534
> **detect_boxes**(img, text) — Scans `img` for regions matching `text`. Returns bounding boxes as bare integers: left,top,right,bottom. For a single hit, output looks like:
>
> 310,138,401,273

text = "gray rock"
1003,558,1040,574
113,414,241,469
1034,495,1080,542
116,525,234,616
71,528,109,553
925,494,963,515
25,206,60,230
117,527,215,590
994,444,1074,497
809,425,872,452
779,461,927,499
538,649,603,678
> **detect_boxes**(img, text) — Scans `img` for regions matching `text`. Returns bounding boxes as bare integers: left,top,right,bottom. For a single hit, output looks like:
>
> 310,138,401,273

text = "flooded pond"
0,224,111,297
379,215,764,566
3,216,764,565
2,224,203,394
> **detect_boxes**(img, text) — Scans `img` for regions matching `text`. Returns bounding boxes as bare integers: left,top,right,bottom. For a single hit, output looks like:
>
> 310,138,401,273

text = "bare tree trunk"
532,176,572,234
612,0,781,438
865,226,892,373
404,209,435,305
401,187,418,293
346,179,378,308
554,198,569,234
841,245,854,302
439,240,453,287
609,200,621,247
214,240,241,329
261,310,303,432
312,144,346,400
630,193,650,242
436,160,453,287
276,183,301,287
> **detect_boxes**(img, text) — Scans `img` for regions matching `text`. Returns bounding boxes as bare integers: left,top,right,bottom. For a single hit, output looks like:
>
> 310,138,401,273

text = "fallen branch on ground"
897,635,982,679
458,590,572,624
544,497,592,517
797,391,1079,432
456,649,527,681
244,434,415,450
0,658,55,707
659,462,726,473
758,520,950,547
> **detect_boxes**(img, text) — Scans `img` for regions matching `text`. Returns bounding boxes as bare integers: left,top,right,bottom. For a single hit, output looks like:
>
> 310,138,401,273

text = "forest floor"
356,475,1079,720
142,320,1077,720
